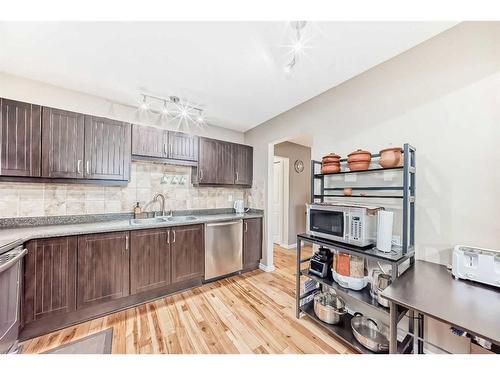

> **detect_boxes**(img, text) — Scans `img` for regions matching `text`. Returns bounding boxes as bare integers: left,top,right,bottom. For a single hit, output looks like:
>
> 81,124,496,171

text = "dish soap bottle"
133,202,142,218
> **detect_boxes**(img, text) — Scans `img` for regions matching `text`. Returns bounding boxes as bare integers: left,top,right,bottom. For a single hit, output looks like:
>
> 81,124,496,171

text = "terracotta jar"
348,160,370,171
347,149,372,163
347,149,372,171
322,153,341,164
379,147,403,168
321,163,340,174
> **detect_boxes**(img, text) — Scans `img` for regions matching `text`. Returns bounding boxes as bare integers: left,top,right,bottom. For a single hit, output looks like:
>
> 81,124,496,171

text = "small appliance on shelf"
306,202,383,248
309,246,333,278
452,245,500,288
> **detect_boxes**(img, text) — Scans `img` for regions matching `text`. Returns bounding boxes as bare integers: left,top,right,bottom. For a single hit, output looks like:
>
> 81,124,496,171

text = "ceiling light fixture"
137,93,206,129
284,21,308,74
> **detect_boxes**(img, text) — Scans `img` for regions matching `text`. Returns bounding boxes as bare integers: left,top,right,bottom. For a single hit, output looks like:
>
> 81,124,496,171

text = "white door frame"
273,156,289,247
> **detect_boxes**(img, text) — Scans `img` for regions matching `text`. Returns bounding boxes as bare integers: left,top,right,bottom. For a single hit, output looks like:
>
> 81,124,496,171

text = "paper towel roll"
376,211,394,253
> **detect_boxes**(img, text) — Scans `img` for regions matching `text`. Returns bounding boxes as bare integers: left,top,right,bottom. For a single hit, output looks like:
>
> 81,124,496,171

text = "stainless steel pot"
376,274,392,308
313,292,346,325
351,312,390,352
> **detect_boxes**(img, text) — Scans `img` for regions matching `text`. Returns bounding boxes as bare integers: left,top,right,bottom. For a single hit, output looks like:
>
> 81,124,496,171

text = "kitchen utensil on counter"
376,274,392,308
347,149,372,171
379,146,403,168
335,253,351,276
233,200,246,214
351,312,390,352
313,292,347,325
349,255,365,278
376,210,393,253
343,187,352,196
309,247,333,278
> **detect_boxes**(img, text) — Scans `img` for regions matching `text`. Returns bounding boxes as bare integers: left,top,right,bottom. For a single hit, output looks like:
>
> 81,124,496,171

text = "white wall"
245,22,500,268
0,73,244,143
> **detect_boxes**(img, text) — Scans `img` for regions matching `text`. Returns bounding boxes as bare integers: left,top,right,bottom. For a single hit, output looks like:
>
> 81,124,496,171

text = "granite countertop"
0,211,263,254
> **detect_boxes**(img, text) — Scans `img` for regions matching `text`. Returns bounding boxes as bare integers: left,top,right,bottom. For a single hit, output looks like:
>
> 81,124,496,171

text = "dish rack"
295,143,420,354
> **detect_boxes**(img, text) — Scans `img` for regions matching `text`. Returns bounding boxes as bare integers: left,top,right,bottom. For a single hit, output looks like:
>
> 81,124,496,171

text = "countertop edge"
0,213,263,254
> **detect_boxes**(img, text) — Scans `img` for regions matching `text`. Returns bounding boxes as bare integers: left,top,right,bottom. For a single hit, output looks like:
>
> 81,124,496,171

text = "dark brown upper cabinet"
132,124,168,159
197,137,219,184
168,131,198,162
243,218,262,271
77,231,130,309
84,115,131,181
130,228,171,295
196,137,253,187
23,236,77,325
170,224,204,284
233,143,253,186
0,98,41,177
42,107,85,178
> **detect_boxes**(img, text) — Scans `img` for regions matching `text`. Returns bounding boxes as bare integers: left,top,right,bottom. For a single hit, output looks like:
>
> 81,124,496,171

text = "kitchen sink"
130,216,198,225
166,216,198,222
129,217,169,225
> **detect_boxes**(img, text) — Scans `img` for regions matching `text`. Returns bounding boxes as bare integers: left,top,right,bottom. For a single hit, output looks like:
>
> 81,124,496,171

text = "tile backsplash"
0,162,251,218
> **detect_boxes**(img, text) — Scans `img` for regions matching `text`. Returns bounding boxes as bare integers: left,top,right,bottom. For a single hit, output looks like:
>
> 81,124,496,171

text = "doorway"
272,156,289,246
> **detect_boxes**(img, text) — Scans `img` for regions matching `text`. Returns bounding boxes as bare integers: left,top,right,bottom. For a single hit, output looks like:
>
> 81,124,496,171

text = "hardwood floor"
20,244,354,354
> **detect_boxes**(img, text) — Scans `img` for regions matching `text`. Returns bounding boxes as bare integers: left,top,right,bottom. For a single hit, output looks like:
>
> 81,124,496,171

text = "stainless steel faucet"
152,193,167,217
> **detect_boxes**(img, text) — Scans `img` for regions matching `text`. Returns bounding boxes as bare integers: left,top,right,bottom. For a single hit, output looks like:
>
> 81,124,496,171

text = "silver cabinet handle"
125,235,129,252
172,230,176,243
167,230,170,244
244,222,248,232
164,144,168,156
77,160,82,174
199,169,203,181
235,171,239,182
86,160,90,175
169,144,173,155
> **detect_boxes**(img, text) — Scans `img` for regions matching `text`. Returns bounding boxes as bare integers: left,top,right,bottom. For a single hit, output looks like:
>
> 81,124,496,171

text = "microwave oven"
306,203,382,247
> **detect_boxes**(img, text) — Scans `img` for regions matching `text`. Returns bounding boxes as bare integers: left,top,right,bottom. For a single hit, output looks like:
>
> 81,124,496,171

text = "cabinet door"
0,98,41,177
168,131,198,161
130,228,171,295
84,116,131,180
23,237,77,325
243,218,262,270
198,137,219,184
171,224,204,283
216,141,235,184
131,124,168,158
77,232,130,309
41,107,85,178
233,143,253,186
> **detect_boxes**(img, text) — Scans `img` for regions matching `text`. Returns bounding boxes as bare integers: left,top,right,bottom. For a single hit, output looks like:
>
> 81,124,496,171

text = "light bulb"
293,40,303,52
139,95,148,111
161,101,169,116
196,111,204,124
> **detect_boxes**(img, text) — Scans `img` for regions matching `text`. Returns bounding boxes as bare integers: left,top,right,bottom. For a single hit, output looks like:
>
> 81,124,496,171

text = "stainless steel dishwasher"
0,246,27,354
205,220,243,280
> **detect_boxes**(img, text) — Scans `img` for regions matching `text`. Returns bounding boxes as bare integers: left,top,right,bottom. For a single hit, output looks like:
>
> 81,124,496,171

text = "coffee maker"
309,246,334,278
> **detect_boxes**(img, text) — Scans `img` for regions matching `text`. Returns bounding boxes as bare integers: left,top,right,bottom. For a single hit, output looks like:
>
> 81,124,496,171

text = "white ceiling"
0,22,456,132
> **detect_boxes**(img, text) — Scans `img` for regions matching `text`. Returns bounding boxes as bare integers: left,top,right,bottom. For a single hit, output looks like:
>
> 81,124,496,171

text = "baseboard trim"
259,263,275,272
280,243,297,250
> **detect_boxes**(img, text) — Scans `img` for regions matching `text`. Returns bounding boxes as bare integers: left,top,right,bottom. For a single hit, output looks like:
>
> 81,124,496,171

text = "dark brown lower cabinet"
77,232,130,309
171,224,204,283
23,237,77,325
130,228,171,294
243,218,263,270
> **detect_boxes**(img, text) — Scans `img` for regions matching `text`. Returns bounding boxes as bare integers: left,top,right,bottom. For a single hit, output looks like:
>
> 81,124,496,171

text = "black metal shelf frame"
297,143,418,354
